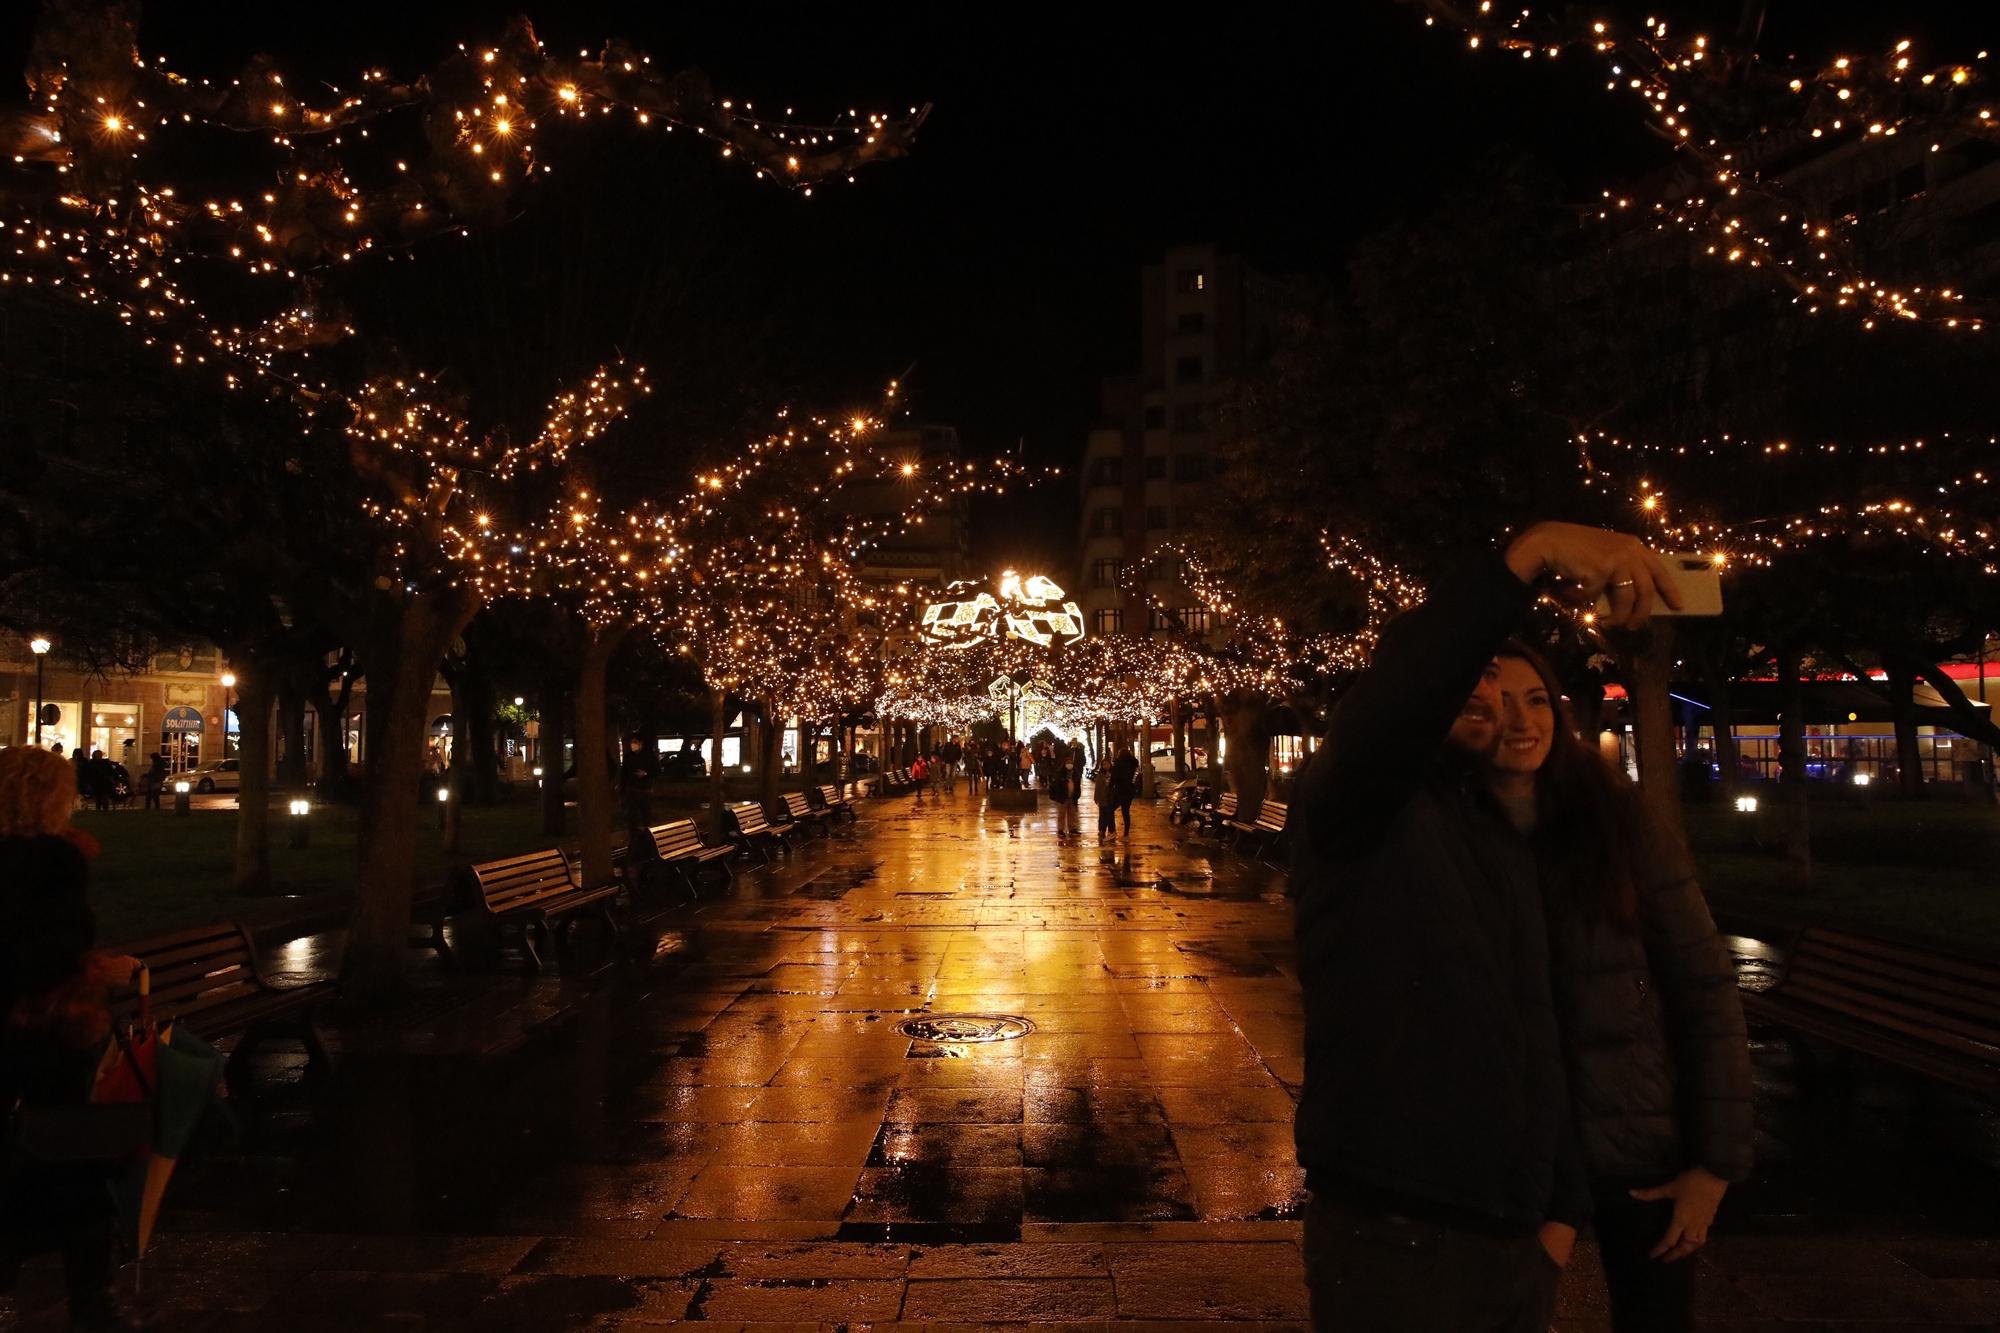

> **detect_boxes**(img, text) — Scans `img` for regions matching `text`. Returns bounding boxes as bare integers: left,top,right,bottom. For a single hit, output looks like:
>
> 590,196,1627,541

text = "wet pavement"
6,790,1999,1330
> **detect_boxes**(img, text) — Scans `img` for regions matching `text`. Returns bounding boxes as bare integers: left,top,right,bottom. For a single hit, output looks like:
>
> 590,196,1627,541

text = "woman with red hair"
0,745,148,1331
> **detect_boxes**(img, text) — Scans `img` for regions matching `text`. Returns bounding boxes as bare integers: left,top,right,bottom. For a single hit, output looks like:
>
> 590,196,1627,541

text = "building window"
1176,268,1206,294
1176,311,1206,334
1175,356,1203,385
1181,608,1217,633
1092,558,1124,588
1089,457,1121,486
1091,507,1123,537
1145,505,1169,530
1093,608,1124,635
1143,404,1166,430
1172,403,1206,433
1145,454,1167,480
1173,452,1207,482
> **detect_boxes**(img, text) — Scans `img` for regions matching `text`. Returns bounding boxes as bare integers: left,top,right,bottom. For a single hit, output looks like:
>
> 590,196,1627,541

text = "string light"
1413,0,1994,330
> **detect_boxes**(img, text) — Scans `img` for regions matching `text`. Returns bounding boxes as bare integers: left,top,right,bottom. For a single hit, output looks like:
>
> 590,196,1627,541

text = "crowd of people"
900,734,1147,843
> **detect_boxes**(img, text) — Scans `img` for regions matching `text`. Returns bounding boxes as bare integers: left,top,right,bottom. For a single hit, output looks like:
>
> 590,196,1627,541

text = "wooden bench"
643,818,736,902
882,766,912,794
1743,926,2000,1093
1197,791,1241,837
458,847,625,974
111,921,332,1095
1230,800,1290,859
726,800,792,863
813,782,857,823
781,790,832,838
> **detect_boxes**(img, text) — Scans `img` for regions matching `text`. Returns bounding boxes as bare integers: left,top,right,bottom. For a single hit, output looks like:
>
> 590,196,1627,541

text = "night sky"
6,2,1990,568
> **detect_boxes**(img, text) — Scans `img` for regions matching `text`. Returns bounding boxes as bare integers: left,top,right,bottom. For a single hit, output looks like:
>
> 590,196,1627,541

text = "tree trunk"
346,586,480,1001
575,621,629,892
442,666,468,856
1886,661,1925,798
1695,645,1739,808
1621,623,1692,859
539,660,569,837
465,665,500,806
759,696,783,808
1171,700,1187,780
708,687,730,840
1221,696,1271,808
232,657,277,896
276,677,308,790
1776,643,1813,889
309,657,356,798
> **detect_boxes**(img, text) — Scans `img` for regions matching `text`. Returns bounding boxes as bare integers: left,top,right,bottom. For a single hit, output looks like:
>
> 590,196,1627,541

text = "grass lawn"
72,775,840,943
1688,793,2000,956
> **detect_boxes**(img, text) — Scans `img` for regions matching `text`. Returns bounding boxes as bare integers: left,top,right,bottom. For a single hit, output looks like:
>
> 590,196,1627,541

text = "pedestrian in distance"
1290,520,1687,1333
85,751,115,814
1109,744,1139,837
140,753,167,811
1481,641,1752,1333
1046,753,1074,838
940,738,962,795
1093,759,1115,840
911,753,928,800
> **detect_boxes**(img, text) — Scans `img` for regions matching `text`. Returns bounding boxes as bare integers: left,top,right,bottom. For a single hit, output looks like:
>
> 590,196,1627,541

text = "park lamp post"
436,782,451,831
28,635,51,745
173,778,191,816
288,797,311,849
219,671,237,759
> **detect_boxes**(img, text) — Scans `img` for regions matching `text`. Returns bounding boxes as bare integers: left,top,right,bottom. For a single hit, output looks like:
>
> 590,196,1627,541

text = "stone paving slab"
6,792,1998,1330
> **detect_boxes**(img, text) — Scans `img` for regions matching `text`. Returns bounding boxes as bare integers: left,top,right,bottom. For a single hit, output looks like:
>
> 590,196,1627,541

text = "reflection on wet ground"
7,792,1998,1330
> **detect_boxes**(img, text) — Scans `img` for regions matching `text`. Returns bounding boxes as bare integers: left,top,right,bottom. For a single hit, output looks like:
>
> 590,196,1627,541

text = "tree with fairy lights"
1,2,924,995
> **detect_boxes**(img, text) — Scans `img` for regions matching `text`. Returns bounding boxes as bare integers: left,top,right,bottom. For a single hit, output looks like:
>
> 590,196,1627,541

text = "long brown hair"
1495,640,1643,927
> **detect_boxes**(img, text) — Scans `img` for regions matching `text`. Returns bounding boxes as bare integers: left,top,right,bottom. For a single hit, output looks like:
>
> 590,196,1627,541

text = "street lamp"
220,668,237,752
28,636,51,745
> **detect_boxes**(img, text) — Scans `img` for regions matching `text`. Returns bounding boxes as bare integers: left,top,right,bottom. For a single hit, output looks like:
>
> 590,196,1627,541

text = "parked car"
176,758,240,794
657,748,707,780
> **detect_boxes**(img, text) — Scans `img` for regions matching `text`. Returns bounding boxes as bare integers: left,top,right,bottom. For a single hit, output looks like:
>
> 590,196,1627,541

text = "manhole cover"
896,1014,1036,1043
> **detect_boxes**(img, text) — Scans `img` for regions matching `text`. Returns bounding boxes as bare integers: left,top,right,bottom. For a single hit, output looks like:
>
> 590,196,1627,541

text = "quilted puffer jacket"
1544,833,1755,1189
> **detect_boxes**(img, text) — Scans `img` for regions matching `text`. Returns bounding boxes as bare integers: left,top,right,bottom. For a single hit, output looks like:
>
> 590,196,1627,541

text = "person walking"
1046,751,1073,838
940,738,962,795
85,750,115,813
1108,744,1139,837
1093,758,1115,840
140,753,167,811
1018,742,1034,790
0,746,150,1331
1481,642,1753,1332
1290,521,1682,1333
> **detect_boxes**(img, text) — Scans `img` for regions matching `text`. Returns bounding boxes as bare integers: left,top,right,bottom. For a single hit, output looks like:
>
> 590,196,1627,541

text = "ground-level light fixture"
513,696,525,706
173,780,192,816
287,797,311,849
1734,795,1759,814
1853,772,1872,787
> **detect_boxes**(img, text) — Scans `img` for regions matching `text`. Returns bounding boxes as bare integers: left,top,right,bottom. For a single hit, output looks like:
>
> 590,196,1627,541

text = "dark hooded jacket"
1544,828,1754,1188
1291,555,1591,1230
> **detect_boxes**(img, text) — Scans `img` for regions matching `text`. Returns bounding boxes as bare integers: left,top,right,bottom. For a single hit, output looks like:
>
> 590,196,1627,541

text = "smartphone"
1595,553,1724,618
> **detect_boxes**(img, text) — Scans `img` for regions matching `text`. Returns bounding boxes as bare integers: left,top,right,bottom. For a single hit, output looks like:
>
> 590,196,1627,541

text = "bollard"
173,780,191,817
288,797,311,849
436,785,450,831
